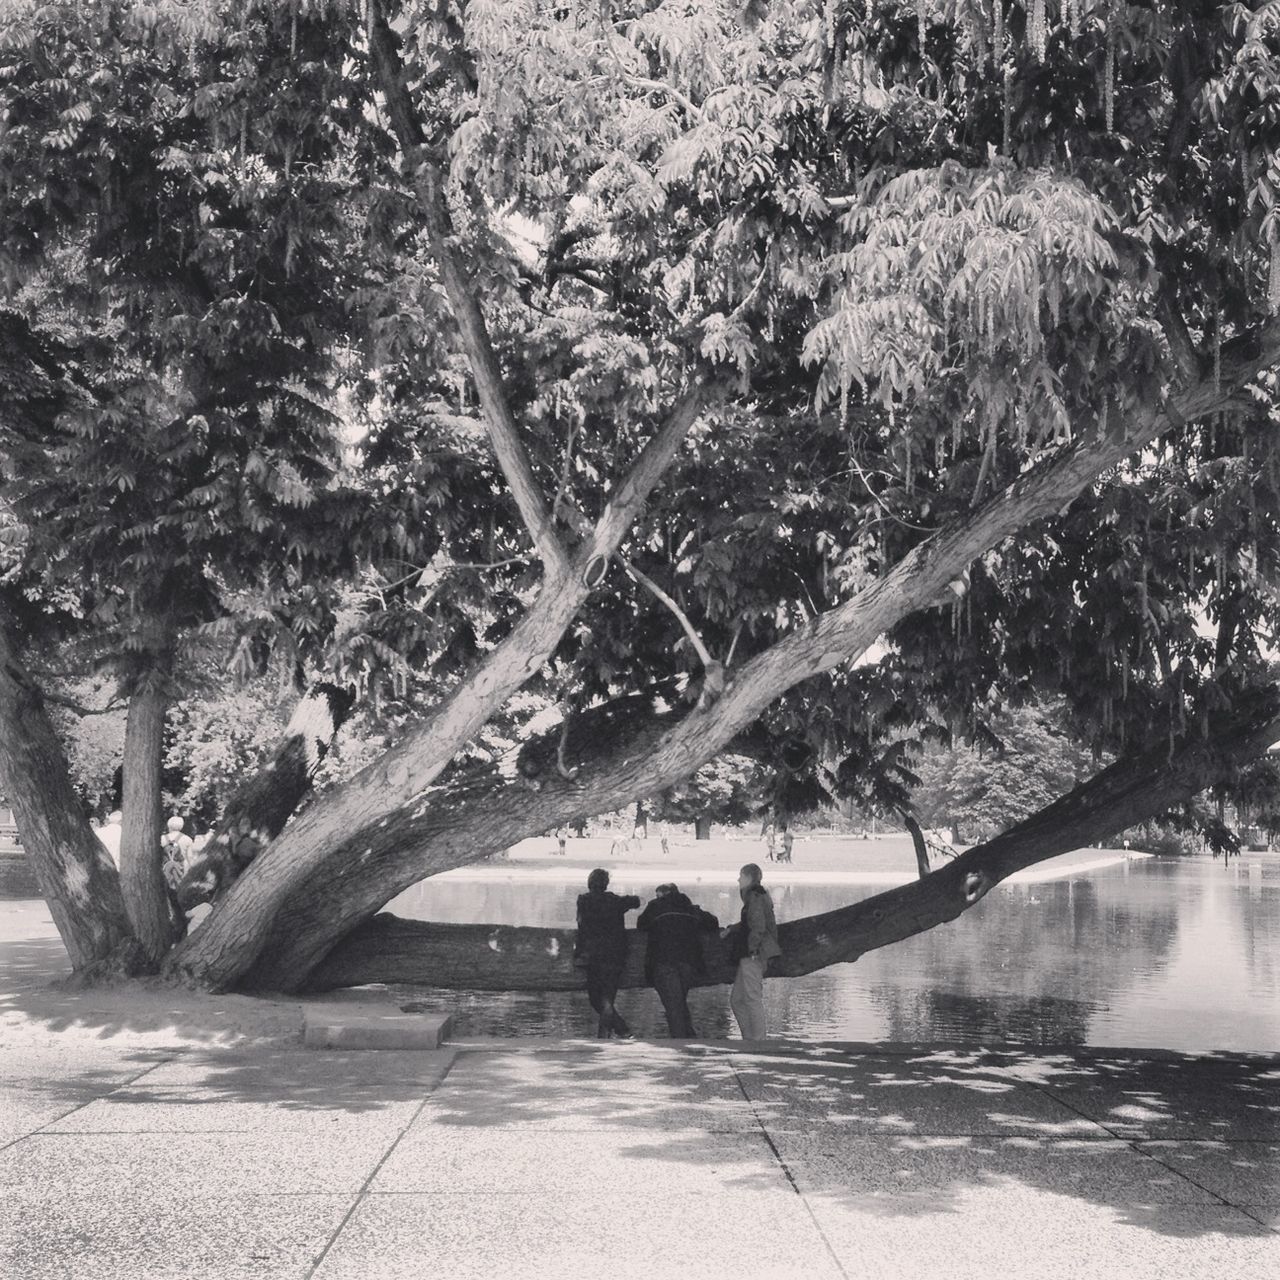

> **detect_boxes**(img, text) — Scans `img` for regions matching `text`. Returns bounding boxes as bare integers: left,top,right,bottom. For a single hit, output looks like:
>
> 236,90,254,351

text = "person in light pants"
727,863,781,1040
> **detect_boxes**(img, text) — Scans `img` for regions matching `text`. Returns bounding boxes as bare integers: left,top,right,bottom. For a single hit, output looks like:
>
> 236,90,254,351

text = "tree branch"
368,6,567,573
618,554,715,670
40,690,124,718
240,314,1280,990
590,383,706,554
303,689,1280,993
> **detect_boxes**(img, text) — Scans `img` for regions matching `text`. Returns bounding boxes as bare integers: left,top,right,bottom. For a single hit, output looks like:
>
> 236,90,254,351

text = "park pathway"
1,1035,1278,1278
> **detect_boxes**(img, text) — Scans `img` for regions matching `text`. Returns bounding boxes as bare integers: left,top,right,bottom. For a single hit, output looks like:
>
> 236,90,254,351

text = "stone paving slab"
804,1186,1280,1280
370,1124,783,1195
1038,1081,1280,1140
0,1128,399,1196
738,1070,1100,1136
2,1039,1278,1280
0,1041,171,1086
0,1190,353,1280
418,1047,760,1131
309,1189,846,1280
39,1091,424,1134
0,1083,121,1149
1136,1140,1280,1205
779,1134,1219,1204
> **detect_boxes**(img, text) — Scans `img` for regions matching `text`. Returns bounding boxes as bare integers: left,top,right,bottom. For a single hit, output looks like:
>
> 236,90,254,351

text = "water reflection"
382,854,1280,1051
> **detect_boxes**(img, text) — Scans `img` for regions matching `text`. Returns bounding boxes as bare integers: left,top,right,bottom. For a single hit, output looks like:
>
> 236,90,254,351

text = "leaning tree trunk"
0,627,141,974
301,692,1280,993
118,667,179,964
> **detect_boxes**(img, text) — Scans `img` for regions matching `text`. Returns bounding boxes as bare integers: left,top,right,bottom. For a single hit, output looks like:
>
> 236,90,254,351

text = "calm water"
384,853,1280,1051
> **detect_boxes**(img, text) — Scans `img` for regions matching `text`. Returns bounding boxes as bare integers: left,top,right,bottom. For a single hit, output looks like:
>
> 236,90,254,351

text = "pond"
383,852,1280,1051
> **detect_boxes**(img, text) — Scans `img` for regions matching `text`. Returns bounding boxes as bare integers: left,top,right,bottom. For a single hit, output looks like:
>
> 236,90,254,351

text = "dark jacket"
729,885,782,964
574,889,640,968
637,892,719,982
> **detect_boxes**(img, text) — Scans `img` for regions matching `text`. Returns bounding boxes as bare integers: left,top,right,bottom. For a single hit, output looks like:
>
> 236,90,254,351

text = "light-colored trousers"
730,956,767,1039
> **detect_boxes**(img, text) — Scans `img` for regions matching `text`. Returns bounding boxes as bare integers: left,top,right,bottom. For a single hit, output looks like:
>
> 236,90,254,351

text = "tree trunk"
902,812,930,879
118,670,179,963
304,691,1280,992
0,628,141,974
176,683,355,910
695,813,712,841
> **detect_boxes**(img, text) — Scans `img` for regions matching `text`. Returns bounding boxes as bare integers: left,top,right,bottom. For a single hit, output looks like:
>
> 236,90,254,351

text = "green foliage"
3,0,1280,850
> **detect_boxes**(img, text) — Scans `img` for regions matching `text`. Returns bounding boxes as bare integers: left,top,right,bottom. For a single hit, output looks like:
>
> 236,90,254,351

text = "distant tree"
652,754,762,839
912,701,1099,842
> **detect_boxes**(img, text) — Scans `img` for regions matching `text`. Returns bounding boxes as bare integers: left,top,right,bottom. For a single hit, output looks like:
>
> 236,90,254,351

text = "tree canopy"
1,0,1278,992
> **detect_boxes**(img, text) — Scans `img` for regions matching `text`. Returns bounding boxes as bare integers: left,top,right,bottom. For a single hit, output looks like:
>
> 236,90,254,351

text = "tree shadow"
396,1042,1280,1240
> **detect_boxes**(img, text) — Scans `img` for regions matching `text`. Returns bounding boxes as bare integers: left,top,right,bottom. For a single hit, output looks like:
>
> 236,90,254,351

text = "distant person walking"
764,824,777,862
637,883,719,1038
727,863,782,1040
779,828,794,864
574,869,640,1038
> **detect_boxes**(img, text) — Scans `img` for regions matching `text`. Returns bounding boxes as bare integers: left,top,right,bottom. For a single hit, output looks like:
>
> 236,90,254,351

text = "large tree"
2,0,1278,996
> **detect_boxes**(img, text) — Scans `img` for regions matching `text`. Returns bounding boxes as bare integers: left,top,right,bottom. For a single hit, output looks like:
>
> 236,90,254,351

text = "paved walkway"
2,1035,1277,1279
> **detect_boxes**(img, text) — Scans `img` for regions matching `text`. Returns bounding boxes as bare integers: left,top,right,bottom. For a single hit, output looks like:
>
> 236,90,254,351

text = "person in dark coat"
637,883,719,1038
574,868,640,1038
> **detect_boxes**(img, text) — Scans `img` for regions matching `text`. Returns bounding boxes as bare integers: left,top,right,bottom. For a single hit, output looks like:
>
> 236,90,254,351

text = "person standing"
727,862,782,1040
780,828,794,864
98,810,123,868
160,816,193,892
637,883,719,1038
574,868,640,1038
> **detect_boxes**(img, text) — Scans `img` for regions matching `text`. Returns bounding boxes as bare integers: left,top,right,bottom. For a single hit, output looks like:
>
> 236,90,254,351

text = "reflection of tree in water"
868,875,1181,1045
1224,856,1280,996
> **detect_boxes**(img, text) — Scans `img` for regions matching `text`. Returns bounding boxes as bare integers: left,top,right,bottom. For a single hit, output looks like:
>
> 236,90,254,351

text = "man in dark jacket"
637,883,719,1038
575,868,640,1038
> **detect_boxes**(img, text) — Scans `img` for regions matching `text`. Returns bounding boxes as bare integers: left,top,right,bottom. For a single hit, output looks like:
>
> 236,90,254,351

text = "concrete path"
2,1037,1277,1279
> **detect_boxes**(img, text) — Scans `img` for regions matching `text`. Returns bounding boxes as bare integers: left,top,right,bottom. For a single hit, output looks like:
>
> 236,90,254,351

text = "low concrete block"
303,1006,453,1050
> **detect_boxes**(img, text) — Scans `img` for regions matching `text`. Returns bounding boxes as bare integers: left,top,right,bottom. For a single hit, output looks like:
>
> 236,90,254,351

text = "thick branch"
0,625,141,973
305,691,1280,993
244,318,1280,990
369,7,565,572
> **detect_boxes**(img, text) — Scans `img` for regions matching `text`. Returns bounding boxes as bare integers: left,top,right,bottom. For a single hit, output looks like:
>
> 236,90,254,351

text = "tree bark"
695,813,712,841
0,627,141,974
118,668,179,964
303,692,1280,993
